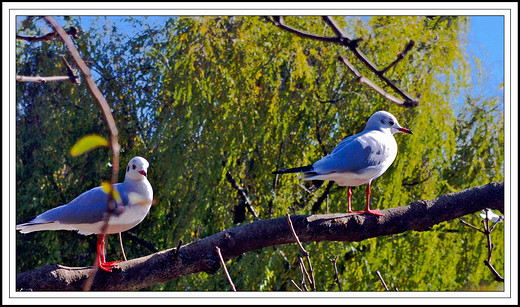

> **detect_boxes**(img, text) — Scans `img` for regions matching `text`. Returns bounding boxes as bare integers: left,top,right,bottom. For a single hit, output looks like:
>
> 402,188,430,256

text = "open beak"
139,170,147,176
397,127,413,134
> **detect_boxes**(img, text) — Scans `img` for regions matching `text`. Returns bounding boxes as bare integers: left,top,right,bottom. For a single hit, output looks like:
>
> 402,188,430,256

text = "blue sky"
18,15,506,108
467,16,504,100
83,15,506,104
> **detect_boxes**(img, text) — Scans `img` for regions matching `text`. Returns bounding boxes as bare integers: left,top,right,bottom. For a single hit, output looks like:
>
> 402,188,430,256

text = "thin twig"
376,270,390,291
285,213,308,256
459,219,485,234
338,55,406,106
460,210,504,283
290,279,303,291
119,232,127,262
299,257,313,289
330,256,343,291
286,213,316,290
224,167,259,219
175,239,183,255
380,40,415,74
16,26,78,42
215,246,237,291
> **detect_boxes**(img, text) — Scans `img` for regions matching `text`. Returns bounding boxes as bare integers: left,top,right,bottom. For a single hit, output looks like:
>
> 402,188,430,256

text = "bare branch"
16,56,80,85
215,246,237,291
290,279,303,291
16,182,504,291
270,16,340,44
286,213,308,256
43,17,122,290
330,256,343,291
376,271,390,291
460,208,504,283
43,17,120,185
16,26,78,42
16,75,74,83
223,161,259,219
271,16,419,107
338,55,407,106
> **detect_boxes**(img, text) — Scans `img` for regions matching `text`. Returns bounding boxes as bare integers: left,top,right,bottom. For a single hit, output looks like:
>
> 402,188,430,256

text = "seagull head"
124,156,150,181
365,111,413,135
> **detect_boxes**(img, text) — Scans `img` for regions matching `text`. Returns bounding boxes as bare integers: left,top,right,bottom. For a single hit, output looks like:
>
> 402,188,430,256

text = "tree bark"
16,182,504,291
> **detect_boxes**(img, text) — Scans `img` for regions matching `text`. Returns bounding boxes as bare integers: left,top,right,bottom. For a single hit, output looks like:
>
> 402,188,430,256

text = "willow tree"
15,16,504,291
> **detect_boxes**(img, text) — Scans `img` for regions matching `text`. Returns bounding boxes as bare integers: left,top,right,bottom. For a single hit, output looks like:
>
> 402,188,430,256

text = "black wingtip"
272,165,313,175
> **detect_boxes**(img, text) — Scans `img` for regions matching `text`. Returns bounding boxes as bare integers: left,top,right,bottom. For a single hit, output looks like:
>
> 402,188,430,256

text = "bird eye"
132,164,136,170
389,120,394,126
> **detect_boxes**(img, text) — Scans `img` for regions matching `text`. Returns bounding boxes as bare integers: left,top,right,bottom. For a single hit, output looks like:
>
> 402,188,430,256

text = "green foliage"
15,16,504,291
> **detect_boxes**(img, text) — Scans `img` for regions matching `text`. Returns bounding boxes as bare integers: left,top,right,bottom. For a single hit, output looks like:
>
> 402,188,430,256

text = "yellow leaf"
101,181,112,194
70,134,109,157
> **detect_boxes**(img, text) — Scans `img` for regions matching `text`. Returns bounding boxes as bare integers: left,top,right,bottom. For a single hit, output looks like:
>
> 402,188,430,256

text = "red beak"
398,127,413,134
139,170,147,176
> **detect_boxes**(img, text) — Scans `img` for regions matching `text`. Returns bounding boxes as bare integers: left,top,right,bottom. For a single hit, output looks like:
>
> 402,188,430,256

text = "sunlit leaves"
70,134,109,157
16,15,504,292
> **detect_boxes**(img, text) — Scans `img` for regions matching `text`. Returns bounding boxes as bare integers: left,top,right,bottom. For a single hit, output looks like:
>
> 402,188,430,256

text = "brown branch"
16,56,80,85
16,182,504,291
215,246,237,291
290,279,303,291
330,256,343,291
16,26,78,42
43,17,120,185
271,16,419,107
270,16,340,44
287,213,316,290
224,166,259,219
460,208,504,283
43,17,121,290
338,55,406,106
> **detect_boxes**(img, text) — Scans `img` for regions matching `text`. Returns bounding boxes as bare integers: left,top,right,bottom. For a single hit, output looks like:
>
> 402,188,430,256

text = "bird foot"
358,209,384,216
98,260,121,272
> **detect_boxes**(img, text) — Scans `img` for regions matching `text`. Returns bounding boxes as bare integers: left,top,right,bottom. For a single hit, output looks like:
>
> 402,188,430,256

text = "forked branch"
270,16,419,107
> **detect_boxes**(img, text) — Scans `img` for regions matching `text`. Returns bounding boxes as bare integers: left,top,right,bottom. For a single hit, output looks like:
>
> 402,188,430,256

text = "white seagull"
17,156,154,272
273,111,412,216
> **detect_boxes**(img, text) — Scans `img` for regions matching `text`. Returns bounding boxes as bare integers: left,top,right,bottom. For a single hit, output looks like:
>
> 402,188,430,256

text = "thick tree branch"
16,182,504,291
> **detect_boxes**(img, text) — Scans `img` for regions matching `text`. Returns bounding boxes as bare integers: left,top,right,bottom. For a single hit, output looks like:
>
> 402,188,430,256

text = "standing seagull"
273,111,412,216
17,156,154,272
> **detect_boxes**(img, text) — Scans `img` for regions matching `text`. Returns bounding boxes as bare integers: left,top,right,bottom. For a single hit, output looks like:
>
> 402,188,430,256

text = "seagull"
16,156,154,272
273,111,412,216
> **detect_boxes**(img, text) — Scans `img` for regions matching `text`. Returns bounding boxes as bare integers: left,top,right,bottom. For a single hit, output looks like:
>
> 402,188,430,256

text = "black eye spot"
380,119,385,124
389,120,394,126
127,166,129,172
132,164,136,170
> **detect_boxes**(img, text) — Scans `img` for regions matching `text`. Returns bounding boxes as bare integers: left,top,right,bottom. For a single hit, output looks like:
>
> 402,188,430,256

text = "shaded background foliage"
15,16,504,291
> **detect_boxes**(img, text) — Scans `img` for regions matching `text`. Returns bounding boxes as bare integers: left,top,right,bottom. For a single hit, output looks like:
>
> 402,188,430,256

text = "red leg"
96,234,121,272
347,186,354,213
363,181,383,216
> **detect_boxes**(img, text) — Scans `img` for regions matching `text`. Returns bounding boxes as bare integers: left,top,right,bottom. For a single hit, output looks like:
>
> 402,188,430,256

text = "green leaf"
70,134,109,157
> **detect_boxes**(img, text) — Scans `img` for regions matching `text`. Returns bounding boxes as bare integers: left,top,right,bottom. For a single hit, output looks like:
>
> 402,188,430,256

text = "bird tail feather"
273,165,314,175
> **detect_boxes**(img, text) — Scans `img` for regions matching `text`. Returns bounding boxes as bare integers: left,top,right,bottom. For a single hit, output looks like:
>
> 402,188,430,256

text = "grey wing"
313,136,381,174
30,184,129,225
329,134,357,155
